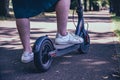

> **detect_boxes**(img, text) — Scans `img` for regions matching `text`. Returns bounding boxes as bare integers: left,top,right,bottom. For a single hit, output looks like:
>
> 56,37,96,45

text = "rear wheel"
33,36,54,72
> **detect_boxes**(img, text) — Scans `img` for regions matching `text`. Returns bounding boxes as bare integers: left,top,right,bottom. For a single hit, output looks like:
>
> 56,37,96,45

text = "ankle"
23,48,32,53
59,32,68,36
23,50,32,53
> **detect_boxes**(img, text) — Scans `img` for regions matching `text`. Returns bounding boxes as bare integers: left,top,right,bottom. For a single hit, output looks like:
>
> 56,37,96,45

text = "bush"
70,0,77,10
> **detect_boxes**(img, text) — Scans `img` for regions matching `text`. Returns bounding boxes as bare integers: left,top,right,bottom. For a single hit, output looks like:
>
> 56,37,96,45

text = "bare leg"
55,0,83,45
16,18,32,53
55,0,70,36
15,0,70,52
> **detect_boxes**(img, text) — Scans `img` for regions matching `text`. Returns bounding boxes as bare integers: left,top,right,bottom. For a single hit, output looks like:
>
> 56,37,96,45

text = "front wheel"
78,31,90,54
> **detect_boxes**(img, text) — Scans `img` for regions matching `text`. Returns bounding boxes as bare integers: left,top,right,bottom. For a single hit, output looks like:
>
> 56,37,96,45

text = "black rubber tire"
33,36,54,72
78,32,90,54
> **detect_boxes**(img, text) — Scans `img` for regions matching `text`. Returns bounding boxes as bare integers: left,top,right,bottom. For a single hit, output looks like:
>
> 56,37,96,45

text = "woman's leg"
16,18,33,63
16,18,32,53
55,0,70,36
55,0,83,44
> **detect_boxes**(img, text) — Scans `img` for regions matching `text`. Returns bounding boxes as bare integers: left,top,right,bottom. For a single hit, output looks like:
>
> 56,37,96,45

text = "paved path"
0,10,120,80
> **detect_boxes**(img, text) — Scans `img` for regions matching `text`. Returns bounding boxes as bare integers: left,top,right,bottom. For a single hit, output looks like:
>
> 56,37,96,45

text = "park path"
0,10,120,80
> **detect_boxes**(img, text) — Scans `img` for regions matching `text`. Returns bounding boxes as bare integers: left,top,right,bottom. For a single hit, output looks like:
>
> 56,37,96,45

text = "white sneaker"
21,51,34,63
55,32,84,45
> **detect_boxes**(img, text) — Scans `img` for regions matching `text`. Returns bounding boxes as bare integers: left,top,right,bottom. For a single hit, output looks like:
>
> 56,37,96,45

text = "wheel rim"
41,44,52,65
81,34,90,52
40,41,53,67
79,32,90,53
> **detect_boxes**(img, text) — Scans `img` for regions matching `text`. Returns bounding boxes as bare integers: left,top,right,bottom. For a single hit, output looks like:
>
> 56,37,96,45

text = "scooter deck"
54,44,75,49
49,43,80,57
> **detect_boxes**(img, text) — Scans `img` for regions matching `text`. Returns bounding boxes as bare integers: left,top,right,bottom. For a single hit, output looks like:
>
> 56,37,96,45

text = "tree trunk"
84,0,87,11
112,0,120,16
109,0,113,13
115,0,120,16
0,0,10,17
116,1,120,16
89,0,92,11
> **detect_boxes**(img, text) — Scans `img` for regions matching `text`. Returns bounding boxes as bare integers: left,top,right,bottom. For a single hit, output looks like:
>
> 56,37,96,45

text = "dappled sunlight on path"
0,10,120,80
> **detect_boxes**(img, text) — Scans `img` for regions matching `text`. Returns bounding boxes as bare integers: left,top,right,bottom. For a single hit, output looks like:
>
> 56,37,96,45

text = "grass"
112,15,120,40
112,15,120,75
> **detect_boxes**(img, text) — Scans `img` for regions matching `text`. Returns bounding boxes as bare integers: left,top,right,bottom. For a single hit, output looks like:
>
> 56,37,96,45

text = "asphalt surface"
0,10,120,80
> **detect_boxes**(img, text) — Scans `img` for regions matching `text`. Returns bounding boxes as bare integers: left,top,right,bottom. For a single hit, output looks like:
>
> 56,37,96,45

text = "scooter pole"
75,0,85,36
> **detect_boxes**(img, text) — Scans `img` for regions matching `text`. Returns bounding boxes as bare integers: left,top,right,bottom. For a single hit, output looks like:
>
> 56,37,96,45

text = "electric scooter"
33,0,90,72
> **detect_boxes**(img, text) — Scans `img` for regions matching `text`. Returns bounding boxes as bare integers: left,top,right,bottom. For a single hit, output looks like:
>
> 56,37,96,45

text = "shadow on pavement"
0,10,120,80
0,27,120,80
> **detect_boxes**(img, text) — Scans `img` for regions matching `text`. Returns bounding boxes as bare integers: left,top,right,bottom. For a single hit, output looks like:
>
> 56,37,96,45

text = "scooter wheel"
78,32,90,54
33,36,54,72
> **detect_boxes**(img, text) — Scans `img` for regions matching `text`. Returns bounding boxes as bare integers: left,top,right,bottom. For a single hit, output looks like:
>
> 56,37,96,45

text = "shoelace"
69,32,81,40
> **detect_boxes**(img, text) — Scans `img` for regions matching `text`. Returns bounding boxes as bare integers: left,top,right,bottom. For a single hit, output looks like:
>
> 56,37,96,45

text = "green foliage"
92,0,109,8
70,0,77,10
102,0,107,7
112,15,120,40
